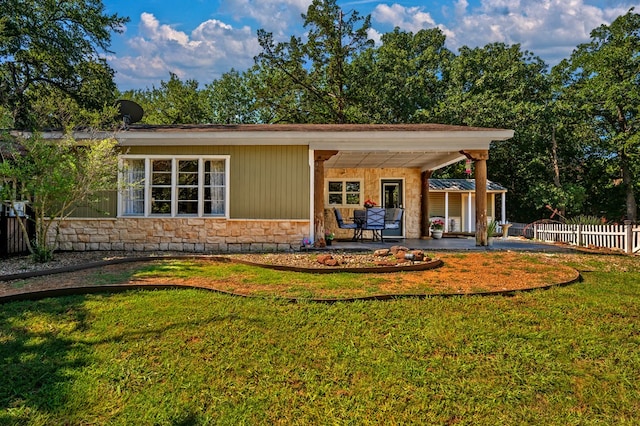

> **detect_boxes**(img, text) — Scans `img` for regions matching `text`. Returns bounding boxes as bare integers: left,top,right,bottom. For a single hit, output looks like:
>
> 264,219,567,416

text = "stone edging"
0,255,582,304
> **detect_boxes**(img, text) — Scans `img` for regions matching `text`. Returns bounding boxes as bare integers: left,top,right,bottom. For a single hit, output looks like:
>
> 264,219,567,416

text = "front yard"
0,252,639,424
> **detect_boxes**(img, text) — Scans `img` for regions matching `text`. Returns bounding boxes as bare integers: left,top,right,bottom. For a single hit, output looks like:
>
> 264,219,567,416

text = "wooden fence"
0,206,34,257
530,222,640,254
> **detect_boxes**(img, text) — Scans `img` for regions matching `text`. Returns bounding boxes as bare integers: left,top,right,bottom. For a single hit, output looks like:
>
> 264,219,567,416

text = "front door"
381,179,403,237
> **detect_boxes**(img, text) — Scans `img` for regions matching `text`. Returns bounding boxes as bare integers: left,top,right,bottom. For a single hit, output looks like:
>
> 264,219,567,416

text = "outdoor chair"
363,207,386,242
384,208,404,230
333,208,359,240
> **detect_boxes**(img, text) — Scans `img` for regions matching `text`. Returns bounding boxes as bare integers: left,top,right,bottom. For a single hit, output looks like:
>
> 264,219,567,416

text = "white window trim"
118,154,230,219
325,178,363,208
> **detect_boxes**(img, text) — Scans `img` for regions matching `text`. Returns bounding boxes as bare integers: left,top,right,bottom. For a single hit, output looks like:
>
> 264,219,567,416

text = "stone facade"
48,218,310,252
324,167,422,239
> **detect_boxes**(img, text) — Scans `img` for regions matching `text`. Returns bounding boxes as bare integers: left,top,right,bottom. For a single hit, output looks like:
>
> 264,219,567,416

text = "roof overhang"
21,124,514,172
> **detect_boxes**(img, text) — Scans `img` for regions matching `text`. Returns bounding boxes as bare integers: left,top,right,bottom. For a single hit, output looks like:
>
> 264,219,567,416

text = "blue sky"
102,0,639,90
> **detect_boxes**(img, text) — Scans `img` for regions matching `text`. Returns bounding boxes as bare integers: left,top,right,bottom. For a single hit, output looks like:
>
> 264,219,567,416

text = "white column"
467,191,473,232
444,192,449,232
501,192,507,223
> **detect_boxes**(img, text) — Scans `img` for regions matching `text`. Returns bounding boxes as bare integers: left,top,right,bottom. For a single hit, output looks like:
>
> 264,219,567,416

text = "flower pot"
431,230,443,239
326,239,332,246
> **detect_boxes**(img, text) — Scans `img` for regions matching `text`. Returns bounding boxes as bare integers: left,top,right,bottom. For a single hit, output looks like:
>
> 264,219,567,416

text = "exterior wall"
126,145,310,220
324,167,422,239
49,218,310,252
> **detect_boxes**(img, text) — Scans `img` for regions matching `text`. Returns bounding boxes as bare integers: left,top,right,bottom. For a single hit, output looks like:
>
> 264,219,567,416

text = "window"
326,180,361,207
122,159,145,215
120,156,229,217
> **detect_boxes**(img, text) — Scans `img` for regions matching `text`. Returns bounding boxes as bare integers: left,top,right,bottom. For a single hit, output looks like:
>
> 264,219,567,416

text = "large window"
120,156,229,217
326,180,361,207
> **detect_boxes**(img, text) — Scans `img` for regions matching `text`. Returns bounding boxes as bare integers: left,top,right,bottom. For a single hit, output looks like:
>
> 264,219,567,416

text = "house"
33,123,513,251
428,179,507,233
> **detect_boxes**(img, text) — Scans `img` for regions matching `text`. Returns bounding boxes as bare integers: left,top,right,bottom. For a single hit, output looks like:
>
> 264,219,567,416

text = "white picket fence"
528,222,640,254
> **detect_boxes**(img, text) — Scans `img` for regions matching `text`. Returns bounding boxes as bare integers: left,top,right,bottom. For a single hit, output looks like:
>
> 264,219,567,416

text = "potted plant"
363,199,377,208
324,231,335,246
430,218,445,239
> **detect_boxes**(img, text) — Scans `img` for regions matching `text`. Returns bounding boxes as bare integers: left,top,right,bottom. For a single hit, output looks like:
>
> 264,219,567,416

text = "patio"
320,236,573,253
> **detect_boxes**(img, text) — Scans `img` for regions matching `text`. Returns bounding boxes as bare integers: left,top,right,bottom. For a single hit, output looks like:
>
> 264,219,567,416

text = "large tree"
432,43,553,222
556,9,640,222
0,0,128,129
124,73,210,125
349,27,453,123
254,0,373,123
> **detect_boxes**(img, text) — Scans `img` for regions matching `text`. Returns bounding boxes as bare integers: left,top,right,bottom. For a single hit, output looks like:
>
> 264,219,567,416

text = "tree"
205,69,265,124
432,43,555,222
0,0,129,129
0,133,119,261
349,27,453,123
122,73,210,125
556,9,640,221
255,0,373,123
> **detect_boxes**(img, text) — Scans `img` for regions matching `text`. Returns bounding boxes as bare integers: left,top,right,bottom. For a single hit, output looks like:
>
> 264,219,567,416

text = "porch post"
501,192,507,223
462,150,489,246
421,170,433,238
444,192,449,232
313,150,338,247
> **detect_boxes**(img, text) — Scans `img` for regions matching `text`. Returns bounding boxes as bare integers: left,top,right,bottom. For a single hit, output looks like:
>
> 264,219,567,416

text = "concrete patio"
321,236,573,253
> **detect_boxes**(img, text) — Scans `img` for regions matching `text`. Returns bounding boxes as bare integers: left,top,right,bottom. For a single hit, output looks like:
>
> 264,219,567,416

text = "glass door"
381,180,403,237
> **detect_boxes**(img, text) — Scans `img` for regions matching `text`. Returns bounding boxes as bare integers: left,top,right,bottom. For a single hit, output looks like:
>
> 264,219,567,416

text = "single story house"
31,123,513,251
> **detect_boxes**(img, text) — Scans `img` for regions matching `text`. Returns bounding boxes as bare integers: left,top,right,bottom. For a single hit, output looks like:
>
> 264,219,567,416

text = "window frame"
325,178,363,208
119,155,230,218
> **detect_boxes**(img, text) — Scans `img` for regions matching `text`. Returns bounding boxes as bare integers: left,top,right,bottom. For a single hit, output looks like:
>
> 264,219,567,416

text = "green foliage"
0,0,129,129
254,0,373,123
556,8,640,221
349,27,453,123
123,73,210,124
0,134,119,260
564,215,606,225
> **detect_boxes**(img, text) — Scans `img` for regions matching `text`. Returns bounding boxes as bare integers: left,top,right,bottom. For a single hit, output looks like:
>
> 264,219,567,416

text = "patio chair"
333,208,359,240
384,208,404,230
363,207,386,242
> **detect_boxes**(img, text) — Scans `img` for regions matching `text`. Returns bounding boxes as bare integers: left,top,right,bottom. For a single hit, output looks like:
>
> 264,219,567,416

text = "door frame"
380,178,404,238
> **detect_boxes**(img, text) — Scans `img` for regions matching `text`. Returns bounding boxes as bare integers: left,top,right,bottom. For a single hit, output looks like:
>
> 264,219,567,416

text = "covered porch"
309,124,514,247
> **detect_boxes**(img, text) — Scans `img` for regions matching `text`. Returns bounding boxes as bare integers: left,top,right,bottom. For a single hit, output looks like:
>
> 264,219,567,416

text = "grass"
0,254,639,424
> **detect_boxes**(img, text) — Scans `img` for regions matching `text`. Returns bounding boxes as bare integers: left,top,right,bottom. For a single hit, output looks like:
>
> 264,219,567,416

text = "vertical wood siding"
125,145,310,219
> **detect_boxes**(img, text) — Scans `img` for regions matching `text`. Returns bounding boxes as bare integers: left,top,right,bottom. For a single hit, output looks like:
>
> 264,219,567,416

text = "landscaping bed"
0,251,581,301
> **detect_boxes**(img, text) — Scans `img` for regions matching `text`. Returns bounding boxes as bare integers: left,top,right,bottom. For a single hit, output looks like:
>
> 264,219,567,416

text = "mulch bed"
0,251,581,302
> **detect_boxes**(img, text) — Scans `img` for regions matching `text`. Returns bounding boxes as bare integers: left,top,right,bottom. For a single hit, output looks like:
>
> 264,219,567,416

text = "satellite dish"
116,100,144,127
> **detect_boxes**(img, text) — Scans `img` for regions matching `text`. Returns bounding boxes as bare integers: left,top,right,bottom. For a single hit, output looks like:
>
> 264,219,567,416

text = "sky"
101,0,639,91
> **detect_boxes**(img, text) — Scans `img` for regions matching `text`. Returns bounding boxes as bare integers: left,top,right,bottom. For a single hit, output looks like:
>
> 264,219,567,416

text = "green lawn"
1,254,639,425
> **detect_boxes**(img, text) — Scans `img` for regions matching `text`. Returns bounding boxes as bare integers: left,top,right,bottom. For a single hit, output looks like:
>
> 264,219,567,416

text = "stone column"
313,150,338,247
462,150,489,246
420,170,433,238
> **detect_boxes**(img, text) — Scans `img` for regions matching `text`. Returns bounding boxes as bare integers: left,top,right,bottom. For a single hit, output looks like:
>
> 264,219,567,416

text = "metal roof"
429,179,507,192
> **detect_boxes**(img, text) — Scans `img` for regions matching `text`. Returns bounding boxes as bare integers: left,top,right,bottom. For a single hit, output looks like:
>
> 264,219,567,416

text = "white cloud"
448,0,632,63
112,13,260,89
221,0,312,35
371,0,634,66
372,4,437,32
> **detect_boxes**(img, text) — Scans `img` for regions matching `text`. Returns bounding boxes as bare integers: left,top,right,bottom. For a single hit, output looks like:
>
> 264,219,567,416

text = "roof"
20,123,515,172
429,179,507,192
122,123,508,133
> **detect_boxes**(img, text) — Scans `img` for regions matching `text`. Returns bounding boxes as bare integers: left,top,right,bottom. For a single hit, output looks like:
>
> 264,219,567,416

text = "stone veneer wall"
48,218,310,252
324,167,422,239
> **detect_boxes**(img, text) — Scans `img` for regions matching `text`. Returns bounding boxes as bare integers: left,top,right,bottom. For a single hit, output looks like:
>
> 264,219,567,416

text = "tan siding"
125,145,310,219
69,190,117,218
